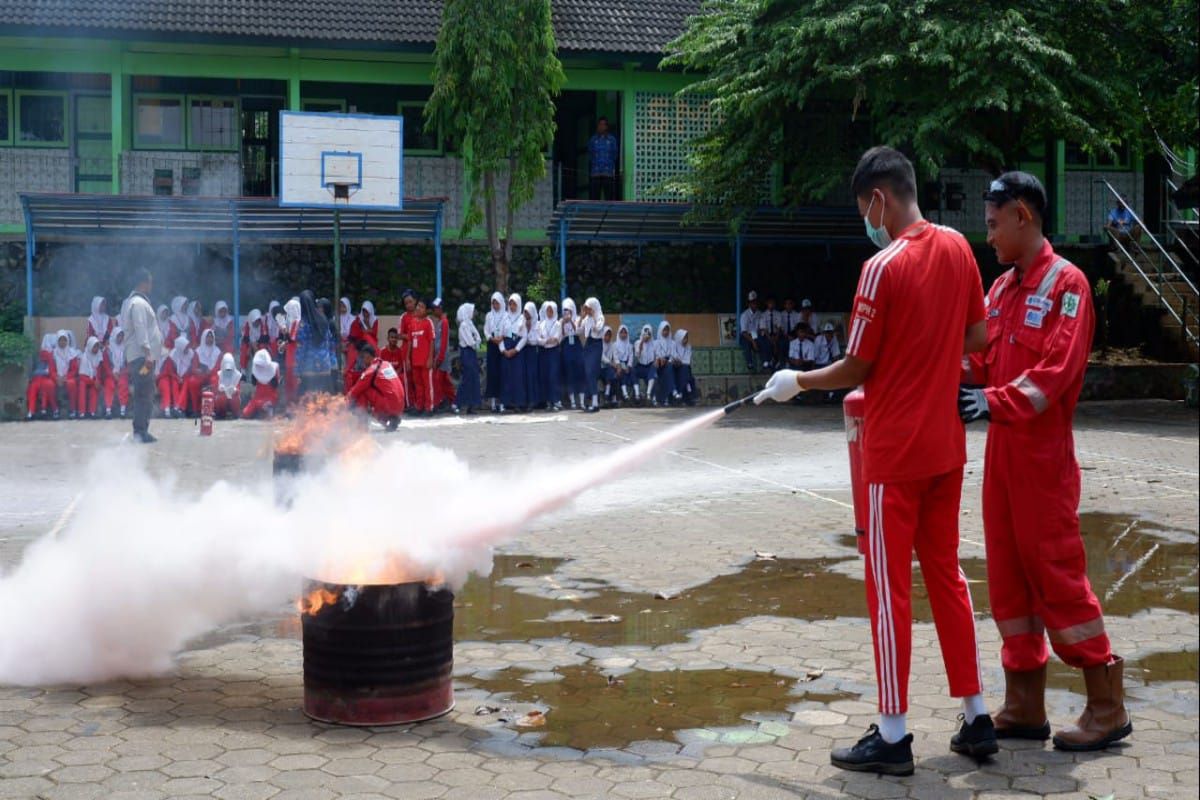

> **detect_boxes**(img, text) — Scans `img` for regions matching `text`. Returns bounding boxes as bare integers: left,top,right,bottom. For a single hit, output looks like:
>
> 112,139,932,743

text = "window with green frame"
0,90,11,145
1065,141,1132,170
302,98,346,113
397,102,441,154
16,91,67,147
188,96,239,151
133,94,186,149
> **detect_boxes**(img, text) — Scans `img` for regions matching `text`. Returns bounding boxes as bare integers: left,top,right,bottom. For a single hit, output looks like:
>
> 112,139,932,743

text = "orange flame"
275,393,364,457
311,551,446,588
298,586,341,615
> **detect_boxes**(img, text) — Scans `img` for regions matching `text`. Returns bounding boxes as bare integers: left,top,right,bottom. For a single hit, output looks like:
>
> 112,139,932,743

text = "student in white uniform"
538,301,563,411
652,320,678,406
779,298,802,366
814,321,841,367
673,328,696,406
613,324,634,403
483,291,506,410
633,323,655,403
522,300,542,409
498,293,528,412
756,296,784,371
739,291,762,372
560,298,586,409
580,297,605,413
455,302,482,414
600,325,619,406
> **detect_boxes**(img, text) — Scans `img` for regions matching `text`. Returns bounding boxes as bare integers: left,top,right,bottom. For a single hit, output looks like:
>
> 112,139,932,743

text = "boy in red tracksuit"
756,147,991,775
347,356,406,430
380,328,405,376
345,344,374,394
430,299,457,410
407,299,436,414
242,349,280,419
397,291,418,402
961,172,1129,752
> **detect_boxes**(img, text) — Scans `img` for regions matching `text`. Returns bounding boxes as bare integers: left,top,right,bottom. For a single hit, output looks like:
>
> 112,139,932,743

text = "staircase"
1100,179,1199,362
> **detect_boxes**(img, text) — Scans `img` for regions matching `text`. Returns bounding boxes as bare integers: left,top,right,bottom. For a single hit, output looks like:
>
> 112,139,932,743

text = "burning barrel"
301,580,455,725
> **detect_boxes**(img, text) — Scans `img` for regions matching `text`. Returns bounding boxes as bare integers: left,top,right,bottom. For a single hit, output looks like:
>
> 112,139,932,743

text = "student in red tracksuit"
188,329,222,414
345,300,378,385
345,344,374,393
279,299,301,406
756,147,991,775
158,335,193,417
213,353,243,419
211,301,236,354
347,356,406,430
106,328,130,419
240,309,264,369
167,296,193,347
25,334,58,420
74,336,107,418
51,330,79,419
242,349,280,419
407,299,436,414
86,296,115,344
961,172,1129,752
397,291,418,402
429,298,457,410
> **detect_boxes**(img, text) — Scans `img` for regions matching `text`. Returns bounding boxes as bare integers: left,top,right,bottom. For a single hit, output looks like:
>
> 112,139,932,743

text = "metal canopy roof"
547,200,863,245
20,193,445,244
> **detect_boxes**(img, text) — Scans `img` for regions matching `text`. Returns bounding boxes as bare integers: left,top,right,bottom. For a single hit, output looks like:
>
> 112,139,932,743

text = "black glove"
958,384,989,423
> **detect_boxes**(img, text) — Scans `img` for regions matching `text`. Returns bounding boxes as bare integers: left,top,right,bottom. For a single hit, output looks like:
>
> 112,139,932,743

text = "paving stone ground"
1,400,1196,799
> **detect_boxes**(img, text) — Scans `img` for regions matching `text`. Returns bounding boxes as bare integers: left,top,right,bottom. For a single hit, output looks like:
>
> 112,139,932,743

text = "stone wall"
0,149,73,224
119,151,241,197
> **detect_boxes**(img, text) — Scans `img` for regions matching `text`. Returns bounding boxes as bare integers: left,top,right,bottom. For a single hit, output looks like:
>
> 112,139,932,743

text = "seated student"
347,300,379,368
813,321,841,367
189,329,223,415
51,330,79,419
633,323,655,403
612,324,634,404
74,336,107,419
242,349,281,420
455,302,482,414
26,334,58,420
157,335,194,418
156,304,173,348
213,353,243,419
788,323,816,370
105,328,130,419
187,300,207,346
86,296,115,344
378,328,405,381
211,301,236,354
673,328,696,406
652,320,678,406
600,326,619,407
756,296,783,371
167,296,192,346
779,298,801,366
347,355,406,431
240,308,264,370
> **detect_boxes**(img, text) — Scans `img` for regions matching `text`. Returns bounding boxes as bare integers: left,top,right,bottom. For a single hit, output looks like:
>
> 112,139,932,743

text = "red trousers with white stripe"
865,467,981,714
410,365,434,412
433,369,456,407
983,428,1111,671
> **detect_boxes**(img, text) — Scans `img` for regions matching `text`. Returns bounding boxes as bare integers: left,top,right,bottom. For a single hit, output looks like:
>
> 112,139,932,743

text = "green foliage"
427,0,565,241
0,332,34,369
524,248,563,303
664,0,1197,210
1094,278,1110,298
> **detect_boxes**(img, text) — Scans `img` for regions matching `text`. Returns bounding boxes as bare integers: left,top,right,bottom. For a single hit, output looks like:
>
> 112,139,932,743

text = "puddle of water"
465,665,800,751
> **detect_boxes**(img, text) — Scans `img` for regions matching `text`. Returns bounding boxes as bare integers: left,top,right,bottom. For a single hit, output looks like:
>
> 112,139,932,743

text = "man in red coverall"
961,172,1130,751
347,356,405,430
407,299,436,415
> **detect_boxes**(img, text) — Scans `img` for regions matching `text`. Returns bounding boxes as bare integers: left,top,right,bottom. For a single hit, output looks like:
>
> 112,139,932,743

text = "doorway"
73,94,112,194
241,96,283,197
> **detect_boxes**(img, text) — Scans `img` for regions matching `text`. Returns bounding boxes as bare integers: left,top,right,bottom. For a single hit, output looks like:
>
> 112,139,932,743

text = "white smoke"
0,408,726,687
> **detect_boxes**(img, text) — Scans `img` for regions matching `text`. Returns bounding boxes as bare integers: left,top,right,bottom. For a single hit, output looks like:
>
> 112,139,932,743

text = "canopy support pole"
558,215,568,303
22,197,34,317
734,233,743,321
231,201,241,332
434,209,443,300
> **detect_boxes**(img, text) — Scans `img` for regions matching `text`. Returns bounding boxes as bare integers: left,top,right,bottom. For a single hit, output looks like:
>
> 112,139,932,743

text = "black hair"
387,327,399,335
132,267,153,288
985,171,1047,220
359,344,376,357
851,146,917,200
598,116,609,125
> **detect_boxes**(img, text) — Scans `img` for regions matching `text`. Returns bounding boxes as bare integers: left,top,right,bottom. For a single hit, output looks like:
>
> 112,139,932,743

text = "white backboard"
279,111,403,209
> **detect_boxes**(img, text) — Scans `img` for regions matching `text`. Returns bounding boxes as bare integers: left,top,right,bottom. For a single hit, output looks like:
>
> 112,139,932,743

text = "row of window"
0,89,440,153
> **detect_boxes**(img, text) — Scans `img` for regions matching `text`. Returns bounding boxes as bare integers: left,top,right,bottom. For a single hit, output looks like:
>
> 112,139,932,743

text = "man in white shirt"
738,291,762,372
119,268,162,443
814,321,841,367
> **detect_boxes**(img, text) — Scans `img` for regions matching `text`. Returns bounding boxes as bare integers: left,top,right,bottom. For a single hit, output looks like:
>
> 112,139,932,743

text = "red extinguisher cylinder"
200,389,214,437
843,388,866,555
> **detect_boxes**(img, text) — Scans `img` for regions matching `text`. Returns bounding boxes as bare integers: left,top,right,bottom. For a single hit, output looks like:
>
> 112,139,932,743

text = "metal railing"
1097,179,1198,348
1163,177,1199,267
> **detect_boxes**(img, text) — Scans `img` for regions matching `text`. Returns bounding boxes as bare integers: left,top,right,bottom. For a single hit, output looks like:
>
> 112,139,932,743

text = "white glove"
754,369,802,404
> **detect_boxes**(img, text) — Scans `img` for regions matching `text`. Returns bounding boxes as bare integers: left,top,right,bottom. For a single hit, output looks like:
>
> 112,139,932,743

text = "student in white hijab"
52,330,80,418
613,324,634,403
497,293,528,412
483,291,506,410
266,300,282,339
242,348,280,420
193,328,222,412
652,320,678,406
279,298,302,405
156,304,172,348
158,334,194,418
522,300,543,409
600,325,620,406
187,299,205,341
169,296,192,345
75,336,105,419
538,301,563,411
559,297,586,409
213,352,243,419
211,300,234,352
26,333,59,420
86,296,113,344
633,323,655,404
241,308,264,369
455,303,482,414
107,327,129,418
580,297,605,412
338,297,354,339
673,328,695,406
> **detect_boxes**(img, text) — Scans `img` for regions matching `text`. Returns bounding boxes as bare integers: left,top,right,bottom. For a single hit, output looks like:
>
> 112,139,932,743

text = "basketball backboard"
279,111,403,209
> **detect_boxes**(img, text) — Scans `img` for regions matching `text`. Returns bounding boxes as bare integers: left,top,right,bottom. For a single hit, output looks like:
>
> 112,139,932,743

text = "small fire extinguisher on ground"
200,389,214,436
843,388,867,555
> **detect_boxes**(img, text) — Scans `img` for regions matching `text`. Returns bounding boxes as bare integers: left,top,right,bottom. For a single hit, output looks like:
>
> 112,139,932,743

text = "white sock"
590,395,598,408
621,386,629,398
878,713,906,744
962,694,986,724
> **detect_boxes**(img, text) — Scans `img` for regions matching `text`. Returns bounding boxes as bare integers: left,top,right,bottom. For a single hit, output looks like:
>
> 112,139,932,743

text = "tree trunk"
483,170,509,292
504,155,517,270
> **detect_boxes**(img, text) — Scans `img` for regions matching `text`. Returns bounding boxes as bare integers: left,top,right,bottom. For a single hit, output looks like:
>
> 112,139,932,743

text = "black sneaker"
135,431,157,444
950,713,999,759
830,724,914,776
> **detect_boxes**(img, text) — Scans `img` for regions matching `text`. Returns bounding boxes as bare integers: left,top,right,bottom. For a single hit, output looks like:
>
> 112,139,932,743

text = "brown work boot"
1053,656,1133,751
994,665,1051,740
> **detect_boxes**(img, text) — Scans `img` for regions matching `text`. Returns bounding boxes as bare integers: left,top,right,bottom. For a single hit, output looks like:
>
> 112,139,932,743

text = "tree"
427,0,565,292
663,0,1196,209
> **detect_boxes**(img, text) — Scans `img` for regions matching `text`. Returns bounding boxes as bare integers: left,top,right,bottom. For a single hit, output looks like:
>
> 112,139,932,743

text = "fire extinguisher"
200,389,214,437
843,388,867,555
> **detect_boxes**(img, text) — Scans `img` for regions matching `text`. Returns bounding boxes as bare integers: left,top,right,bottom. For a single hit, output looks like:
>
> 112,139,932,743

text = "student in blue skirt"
538,301,563,411
498,293,528,412
613,324,635,404
652,320,678,406
454,302,482,414
633,323,655,404
580,297,605,413
483,291,505,411
560,298,586,410
673,328,696,406
522,301,542,409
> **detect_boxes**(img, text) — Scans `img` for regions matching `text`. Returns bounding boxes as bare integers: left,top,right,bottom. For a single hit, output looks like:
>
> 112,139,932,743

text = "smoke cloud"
0,408,726,687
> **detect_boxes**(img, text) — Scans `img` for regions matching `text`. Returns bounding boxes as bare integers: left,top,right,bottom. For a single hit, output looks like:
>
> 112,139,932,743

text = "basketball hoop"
279,112,403,210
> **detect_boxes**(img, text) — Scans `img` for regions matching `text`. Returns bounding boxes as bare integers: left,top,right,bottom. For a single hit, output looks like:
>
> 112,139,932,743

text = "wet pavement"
0,400,1197,799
